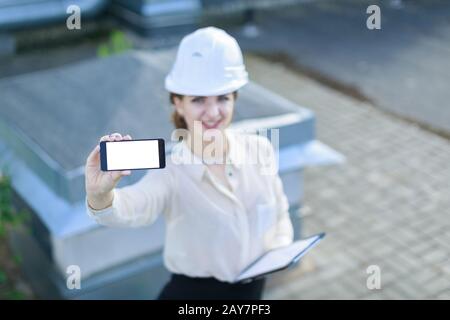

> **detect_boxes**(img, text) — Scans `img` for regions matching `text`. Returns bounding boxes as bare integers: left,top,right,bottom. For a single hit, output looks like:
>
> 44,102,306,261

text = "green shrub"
0,173,31,299
97,30,133,58
0,175,29,238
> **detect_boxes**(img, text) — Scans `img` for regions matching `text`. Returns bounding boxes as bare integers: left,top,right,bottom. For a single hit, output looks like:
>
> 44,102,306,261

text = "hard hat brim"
165,76,248,96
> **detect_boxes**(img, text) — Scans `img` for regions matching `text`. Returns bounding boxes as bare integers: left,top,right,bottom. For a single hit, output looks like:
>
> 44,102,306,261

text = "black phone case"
99,138,165,171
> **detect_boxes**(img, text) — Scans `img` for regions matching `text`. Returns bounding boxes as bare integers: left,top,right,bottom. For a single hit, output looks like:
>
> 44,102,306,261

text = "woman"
85,27,293,300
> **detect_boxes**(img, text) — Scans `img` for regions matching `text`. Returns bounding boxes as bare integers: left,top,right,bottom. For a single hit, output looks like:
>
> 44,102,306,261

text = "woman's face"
174,93,235,136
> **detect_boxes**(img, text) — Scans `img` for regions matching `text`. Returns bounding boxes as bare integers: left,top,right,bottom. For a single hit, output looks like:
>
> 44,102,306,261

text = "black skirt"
157,273,266,300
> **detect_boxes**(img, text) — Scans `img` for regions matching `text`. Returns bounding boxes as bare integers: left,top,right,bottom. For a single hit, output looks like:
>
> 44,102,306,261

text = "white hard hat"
165,26,248,96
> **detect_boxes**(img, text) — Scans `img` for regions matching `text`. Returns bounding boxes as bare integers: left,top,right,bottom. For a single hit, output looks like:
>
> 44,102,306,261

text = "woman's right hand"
85,133,132,209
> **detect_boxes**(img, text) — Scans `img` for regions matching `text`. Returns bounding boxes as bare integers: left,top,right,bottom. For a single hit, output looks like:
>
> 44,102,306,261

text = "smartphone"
100,138,165,171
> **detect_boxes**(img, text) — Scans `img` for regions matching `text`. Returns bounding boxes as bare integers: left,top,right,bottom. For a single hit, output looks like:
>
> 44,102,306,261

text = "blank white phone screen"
106,140,160,170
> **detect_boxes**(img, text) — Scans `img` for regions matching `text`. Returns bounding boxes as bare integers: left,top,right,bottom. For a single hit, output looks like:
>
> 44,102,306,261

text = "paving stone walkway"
244,54,450,300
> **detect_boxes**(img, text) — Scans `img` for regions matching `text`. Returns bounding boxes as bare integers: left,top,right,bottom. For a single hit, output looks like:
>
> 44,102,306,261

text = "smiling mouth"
202,119,222,129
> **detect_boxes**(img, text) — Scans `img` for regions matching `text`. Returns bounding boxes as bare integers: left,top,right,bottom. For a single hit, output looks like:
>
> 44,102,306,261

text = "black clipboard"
234,232,326,283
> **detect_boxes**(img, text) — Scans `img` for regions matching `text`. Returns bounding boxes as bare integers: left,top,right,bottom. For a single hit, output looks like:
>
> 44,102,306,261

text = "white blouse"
86,129,293,283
